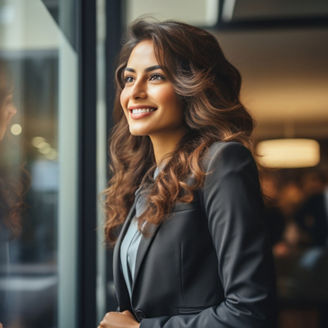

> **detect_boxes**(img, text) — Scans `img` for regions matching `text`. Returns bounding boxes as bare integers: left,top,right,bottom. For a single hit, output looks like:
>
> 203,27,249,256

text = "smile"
131,108,156,113
128,106,157,119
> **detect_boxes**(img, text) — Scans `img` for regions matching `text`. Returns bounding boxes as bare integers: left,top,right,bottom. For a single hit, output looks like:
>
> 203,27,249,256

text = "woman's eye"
123,76,134,84
149,73,165,81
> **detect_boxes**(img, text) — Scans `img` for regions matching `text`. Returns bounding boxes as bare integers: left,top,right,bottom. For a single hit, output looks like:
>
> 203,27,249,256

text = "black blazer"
113,141,276,327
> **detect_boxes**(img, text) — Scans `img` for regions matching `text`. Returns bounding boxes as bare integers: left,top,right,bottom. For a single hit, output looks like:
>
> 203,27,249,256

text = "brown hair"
0,60,12,120
104,19,254,244
0,60,24,238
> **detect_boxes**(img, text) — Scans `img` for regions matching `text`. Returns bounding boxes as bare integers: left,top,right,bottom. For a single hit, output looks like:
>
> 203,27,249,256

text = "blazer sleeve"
140,142,277,328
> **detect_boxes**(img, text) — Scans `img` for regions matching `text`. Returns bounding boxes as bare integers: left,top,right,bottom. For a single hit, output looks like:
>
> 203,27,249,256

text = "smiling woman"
102,19,276,328
120,39,186,163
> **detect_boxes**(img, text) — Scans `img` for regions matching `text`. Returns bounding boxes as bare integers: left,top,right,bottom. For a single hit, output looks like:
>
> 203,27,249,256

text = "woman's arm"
140,142,277,328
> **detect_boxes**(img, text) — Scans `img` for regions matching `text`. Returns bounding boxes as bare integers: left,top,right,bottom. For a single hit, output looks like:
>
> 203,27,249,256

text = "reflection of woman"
0,62,16,141
0,60,19,243
0,60,18,327
101,20,276,328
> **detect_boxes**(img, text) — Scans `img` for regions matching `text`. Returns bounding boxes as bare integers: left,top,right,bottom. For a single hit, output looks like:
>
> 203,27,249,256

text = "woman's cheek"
120,90,129,119
120,88,127,107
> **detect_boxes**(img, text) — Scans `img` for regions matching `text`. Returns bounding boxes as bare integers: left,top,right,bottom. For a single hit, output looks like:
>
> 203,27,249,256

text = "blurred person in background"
100,19,276,328
295,170,328,247
283,170,328,313
300,169,326,199
277,180,307,250
261,170,286,249
260,170,309,257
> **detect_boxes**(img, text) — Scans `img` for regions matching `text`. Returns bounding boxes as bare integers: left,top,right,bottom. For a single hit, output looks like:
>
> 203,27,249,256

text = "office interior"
0,0,327,327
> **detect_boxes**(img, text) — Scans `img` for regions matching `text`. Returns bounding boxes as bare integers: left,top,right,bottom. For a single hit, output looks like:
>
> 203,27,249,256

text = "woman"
0,60,19,249
100,20,276,328
0,60,19,327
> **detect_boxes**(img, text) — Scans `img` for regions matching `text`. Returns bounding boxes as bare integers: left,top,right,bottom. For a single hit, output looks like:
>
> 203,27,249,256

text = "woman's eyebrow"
124,65,163,73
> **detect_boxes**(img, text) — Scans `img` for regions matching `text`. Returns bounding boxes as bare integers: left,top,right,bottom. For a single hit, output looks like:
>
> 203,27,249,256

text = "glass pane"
0,0,78,327
96,0,107,321
125,0,219,26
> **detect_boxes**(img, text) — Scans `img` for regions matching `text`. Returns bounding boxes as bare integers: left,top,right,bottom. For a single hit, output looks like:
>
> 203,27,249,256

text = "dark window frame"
77,0,97,327
105,0,124,312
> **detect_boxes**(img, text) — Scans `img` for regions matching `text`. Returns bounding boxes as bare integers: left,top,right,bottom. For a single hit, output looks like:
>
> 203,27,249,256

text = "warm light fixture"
10,123,22,136
31,136,58,161
32,136,45,147
256,138,320,168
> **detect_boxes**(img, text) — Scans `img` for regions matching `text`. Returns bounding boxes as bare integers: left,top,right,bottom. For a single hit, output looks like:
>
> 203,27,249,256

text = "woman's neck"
150,129,187,165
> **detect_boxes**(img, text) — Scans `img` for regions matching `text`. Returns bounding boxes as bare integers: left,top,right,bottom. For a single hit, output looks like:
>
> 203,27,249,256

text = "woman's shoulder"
207,139,250,153
204,140,254,172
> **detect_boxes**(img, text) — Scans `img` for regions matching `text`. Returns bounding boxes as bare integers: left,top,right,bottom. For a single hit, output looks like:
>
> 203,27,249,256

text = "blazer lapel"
131,221,162,295
113,202,136,308
113,184,163,301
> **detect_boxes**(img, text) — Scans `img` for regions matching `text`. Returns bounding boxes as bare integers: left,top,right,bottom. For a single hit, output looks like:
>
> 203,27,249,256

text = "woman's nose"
9,104,17,118
131,80,147,99
10,104,17,115
6,104,17,122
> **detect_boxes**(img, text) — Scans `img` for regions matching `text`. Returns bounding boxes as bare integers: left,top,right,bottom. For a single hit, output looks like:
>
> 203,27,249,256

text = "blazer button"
135,309,146,321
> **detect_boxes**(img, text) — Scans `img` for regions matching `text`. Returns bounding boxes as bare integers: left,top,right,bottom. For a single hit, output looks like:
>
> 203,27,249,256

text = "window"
0,1,79,326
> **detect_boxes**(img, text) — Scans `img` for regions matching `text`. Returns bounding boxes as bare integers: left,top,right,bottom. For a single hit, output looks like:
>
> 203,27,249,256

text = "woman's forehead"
127,40,158,67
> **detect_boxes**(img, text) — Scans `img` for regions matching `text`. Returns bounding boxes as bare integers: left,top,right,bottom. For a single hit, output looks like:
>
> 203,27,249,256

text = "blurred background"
0,0,327,327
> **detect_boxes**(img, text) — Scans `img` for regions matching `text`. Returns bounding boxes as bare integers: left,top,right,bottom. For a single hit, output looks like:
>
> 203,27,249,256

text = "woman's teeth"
131,108,156,113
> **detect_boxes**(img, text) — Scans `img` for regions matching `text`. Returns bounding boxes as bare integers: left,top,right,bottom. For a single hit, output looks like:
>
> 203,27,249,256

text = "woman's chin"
128,127,150,137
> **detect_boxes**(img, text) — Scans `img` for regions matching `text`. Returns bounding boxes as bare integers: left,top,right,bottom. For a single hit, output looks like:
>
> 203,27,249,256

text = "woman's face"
120,40,185,139
0,94,17,141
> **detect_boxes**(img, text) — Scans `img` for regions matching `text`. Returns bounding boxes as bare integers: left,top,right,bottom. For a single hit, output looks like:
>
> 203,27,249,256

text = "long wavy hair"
104,20,254,244
0,60,25,239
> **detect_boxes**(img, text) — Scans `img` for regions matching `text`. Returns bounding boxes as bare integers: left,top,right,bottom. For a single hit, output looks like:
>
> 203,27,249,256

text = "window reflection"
0,51,58,328
0,0,78,327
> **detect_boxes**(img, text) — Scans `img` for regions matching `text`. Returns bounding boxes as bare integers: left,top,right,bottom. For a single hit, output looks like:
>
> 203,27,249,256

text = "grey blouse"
120,167,160,297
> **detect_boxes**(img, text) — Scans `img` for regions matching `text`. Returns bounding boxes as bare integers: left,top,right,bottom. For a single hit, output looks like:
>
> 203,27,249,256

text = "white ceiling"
125,0,218,26
214,28,328,138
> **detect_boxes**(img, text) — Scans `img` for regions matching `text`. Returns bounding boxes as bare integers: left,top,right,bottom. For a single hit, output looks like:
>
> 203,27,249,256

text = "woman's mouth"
129,107,157,119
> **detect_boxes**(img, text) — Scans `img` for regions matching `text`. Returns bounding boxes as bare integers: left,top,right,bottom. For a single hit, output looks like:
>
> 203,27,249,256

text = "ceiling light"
256,138,320,168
